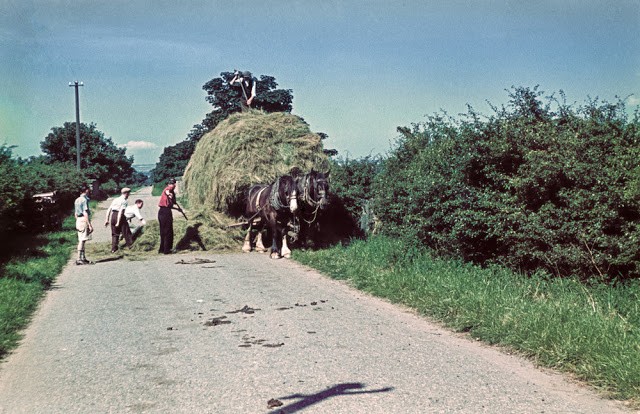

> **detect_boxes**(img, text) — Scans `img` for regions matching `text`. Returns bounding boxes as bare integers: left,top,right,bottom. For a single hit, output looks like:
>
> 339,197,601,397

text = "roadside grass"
294,235,640,405
151,182,163,196
0,213,78,358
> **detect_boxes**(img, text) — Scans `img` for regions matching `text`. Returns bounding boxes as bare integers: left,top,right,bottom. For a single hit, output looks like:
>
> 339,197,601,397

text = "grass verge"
294,235,640,405
0,213,78,358
151,182,163,196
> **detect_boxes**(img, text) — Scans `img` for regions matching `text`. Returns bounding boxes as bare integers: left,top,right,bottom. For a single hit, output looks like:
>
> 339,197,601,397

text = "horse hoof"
270,253,281,259
283,253,291,259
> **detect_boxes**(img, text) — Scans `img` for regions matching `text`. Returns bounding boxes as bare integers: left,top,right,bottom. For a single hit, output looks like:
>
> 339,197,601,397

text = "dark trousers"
110,212,124,252
158,207,174,254
122,219,133,247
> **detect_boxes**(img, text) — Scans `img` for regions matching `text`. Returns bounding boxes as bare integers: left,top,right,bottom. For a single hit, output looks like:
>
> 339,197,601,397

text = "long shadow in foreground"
267,382,394,414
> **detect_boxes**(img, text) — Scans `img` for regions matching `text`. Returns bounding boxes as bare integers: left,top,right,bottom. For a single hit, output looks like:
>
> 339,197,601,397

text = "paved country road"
0,189,632,413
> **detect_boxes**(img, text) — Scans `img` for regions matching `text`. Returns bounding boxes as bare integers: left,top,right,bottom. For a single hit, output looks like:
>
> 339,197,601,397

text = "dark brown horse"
280,170,330,257
242,175,298,259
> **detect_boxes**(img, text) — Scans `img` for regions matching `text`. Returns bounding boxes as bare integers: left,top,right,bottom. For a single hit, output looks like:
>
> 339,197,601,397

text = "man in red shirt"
157,178,177,254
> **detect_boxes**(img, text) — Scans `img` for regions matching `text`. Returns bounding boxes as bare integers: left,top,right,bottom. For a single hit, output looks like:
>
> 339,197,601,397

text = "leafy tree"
41,122,134,186
152,72,294,183
151,138,197,184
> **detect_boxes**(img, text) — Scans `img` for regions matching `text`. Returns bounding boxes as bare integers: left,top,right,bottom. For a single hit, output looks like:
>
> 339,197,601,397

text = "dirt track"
0,188,632,413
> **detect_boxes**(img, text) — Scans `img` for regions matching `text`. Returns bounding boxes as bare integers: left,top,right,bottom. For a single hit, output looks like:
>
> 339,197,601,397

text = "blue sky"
1,0,638,165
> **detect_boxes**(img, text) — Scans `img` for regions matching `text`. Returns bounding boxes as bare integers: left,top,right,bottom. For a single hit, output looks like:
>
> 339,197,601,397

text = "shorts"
76,218,93,242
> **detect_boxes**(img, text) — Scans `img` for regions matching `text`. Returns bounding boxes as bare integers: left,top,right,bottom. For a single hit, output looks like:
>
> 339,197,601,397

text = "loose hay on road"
86,209,245,260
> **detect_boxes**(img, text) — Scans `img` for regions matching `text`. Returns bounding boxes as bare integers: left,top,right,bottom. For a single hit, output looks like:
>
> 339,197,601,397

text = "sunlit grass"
295,236,640,405
0,214,78,357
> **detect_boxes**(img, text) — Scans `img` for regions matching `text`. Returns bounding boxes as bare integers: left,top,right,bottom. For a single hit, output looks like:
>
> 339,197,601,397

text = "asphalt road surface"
0,188,631,413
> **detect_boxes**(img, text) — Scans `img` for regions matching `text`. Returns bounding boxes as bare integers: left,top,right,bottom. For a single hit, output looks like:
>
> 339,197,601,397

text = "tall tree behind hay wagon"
182,111,329,216
152,72,293,184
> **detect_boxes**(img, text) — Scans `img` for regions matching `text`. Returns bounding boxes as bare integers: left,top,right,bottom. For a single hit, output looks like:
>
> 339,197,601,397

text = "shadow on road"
93,256,124,264
175,223,206,251
266,382,394,414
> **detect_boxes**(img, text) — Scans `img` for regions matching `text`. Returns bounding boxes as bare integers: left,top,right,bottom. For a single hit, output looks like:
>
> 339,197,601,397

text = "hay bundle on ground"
130,208,245,253
86,208,245,260
182,110,329,215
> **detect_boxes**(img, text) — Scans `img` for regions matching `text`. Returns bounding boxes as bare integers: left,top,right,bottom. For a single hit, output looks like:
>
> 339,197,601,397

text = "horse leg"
270,220,281,259
255,231,267,253
281,235,291,259
242,221,253,253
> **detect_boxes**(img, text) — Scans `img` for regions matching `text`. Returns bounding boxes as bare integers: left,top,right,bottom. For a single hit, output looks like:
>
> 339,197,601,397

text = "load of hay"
182,110,329,215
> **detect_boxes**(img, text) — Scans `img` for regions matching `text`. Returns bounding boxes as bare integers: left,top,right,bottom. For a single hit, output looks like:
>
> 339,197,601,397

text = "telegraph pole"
69,81,83,171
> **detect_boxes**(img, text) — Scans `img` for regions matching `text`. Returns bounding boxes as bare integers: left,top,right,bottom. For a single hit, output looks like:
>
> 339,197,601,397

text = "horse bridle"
299,175,328,224
301,175,327,207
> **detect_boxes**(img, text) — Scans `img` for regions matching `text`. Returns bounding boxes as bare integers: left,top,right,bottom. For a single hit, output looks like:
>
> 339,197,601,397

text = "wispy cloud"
120,140,157,150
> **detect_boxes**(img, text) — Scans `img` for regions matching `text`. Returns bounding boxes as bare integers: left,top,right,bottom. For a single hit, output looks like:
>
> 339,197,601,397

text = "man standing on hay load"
158,178,177,254
230,70,257,110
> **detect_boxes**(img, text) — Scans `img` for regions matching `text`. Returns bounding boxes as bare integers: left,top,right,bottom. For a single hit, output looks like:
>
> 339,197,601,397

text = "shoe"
81,259,94,265
76,260,85,265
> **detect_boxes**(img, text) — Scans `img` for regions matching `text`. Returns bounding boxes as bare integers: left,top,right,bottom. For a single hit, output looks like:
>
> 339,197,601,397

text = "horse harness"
269,178,297,211
249,179,296,218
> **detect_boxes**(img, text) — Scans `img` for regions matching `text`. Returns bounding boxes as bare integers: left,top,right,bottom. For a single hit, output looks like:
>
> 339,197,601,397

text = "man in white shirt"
123,199,146,245
105,188,130,253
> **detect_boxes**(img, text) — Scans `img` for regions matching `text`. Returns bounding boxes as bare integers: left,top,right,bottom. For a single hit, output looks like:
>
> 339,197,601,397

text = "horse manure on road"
203,316,232,327
267,398,284,408
226,305,260,314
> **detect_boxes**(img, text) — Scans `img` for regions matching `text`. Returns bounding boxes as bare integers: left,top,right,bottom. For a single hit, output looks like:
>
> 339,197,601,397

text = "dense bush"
327,156,383,236
0,146,33,237
0,146,89,244
374,87,640,281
